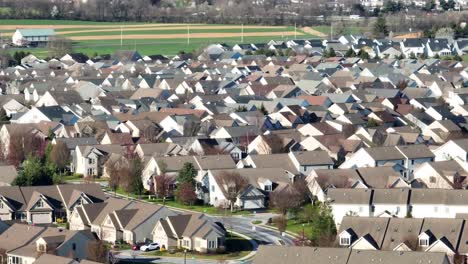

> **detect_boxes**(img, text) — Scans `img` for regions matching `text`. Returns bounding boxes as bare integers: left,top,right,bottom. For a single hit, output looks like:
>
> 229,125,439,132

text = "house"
12,29,55,46
327,189,373,226
340,145,434,179
0,223,97,264
306,168,365,202
152,214,226,252
372,189,410,218
336,216,390,249
73,144,123,177
97,201,176,244
69,197,131,232
201,168,295,209
433,138,468,162
412,160,468,189
410,189,468,219
253,246,451,264
0,184,105,224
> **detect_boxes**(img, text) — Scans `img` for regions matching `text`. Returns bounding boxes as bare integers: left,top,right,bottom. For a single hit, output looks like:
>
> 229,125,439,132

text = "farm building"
12,28,56,46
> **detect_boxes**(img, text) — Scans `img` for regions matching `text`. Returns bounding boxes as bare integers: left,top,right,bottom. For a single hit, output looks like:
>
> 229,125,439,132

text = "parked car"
132,242,146,250
140,243,160,252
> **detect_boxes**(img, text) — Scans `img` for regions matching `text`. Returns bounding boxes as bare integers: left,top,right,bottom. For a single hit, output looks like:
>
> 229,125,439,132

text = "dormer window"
419,238,429,247
340,237,350,246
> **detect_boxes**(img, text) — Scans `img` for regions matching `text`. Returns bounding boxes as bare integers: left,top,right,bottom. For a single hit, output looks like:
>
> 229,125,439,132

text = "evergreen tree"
373,16,389,38
177,162,197,186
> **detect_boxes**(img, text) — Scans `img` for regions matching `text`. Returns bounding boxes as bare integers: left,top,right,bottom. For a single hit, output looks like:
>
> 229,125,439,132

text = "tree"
106,155,128,195
47,36,72,58
8,131,45,168
270,185,302,216
154,160,173,204
86,240,108,263
129,156,144,197
12,155,53,186
308,203,336,246
175,182,197,205
143,125,161,143
373,16,389,38
177,162,197,186
257,134,286,154
50,141,70,172
218,171,248,212
345,48,356,57
358,49,370,60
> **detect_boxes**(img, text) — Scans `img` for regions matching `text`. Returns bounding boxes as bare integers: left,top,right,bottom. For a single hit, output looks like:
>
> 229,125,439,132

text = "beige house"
96,201,176,244
0,223,97,264
152,214,226,253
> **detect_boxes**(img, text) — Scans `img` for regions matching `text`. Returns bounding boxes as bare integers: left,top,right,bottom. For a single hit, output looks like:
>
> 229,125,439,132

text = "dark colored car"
131,242,146,250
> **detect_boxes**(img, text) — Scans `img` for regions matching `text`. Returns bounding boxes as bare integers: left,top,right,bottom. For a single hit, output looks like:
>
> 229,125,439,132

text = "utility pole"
294,23,297,40
241,24,244,43
120,26,123,47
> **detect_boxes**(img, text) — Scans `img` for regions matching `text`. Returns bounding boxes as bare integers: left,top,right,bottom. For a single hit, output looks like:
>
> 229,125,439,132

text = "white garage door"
0,213,10,221
32,213,51,224
243,199,263,210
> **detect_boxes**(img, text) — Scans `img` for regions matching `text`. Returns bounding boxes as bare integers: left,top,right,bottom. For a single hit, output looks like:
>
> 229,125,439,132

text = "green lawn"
61,27,294,37
143,233,253,260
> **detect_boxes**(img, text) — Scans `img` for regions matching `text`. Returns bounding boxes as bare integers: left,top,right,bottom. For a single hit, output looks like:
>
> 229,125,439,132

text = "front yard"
143,233,253,260
105,187,254,216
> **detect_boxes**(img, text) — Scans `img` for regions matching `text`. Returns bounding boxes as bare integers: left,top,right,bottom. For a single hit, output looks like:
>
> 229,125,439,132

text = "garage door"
0,213,10,221
243,199,263,210
32,213,51,224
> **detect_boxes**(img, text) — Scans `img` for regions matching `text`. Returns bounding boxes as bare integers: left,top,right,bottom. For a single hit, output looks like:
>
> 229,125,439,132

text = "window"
411,160,415,165
264,185,272,192
419,238,429,247
88,158,95,164
211,185,215,192
36,200,44,208
72,243,76,251
183,240,189,247
0,202,3,209
10,256,23,264
340,237,350,246
208,240,216,249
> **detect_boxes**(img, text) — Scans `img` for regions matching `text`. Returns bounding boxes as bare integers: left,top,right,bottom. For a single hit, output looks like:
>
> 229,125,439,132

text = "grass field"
0,19,324,57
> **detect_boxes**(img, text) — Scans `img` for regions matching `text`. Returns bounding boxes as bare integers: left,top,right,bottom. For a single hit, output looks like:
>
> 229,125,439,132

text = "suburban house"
152,214,226,252
97,201,176,244
252,245,450,264
340,145,434,179
0,184,105,224
0,223,97,264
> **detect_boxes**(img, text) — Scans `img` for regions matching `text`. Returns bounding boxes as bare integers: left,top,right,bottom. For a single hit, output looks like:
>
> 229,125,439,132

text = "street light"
184,249,187,264
302,223,305,246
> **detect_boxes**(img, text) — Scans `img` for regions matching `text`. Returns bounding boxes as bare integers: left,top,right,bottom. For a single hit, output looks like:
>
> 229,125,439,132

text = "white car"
140,243,160,252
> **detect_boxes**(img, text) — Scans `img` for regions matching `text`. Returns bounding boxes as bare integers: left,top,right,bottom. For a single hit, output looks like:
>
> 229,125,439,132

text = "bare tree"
47,36,72,58
50,141,70,172
8,130,45,167
257,134,286,154
106,155,129,195
218,171,248,212
270,185,302,216
86,240,108,263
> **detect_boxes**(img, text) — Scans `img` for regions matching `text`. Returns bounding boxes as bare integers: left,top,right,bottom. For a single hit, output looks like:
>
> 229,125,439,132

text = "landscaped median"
141,232,255,261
